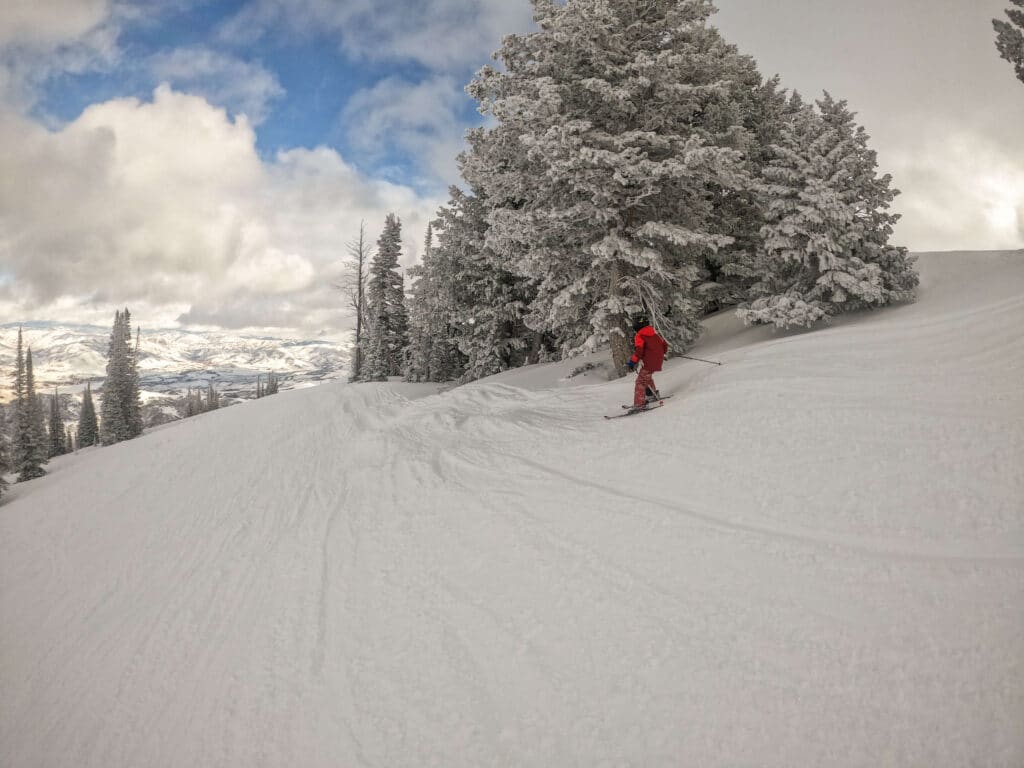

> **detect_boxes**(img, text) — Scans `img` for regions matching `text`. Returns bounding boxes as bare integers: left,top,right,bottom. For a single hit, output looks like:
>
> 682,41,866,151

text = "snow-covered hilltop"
1,252,1022,767
0,324,350,402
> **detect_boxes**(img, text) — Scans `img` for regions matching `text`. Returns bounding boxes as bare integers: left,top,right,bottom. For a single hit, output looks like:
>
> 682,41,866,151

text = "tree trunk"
527,330,543,365
610,327,632,379
348,221,368,382
608,259,632,379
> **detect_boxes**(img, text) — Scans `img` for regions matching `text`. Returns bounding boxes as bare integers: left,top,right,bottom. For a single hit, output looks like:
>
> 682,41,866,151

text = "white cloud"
149,48,285,124
219,0,535,71
0,86,440,338
712,0,1024,253
886,132,1024,253
0,0,121,110
0,0,112,48
343,75,470,185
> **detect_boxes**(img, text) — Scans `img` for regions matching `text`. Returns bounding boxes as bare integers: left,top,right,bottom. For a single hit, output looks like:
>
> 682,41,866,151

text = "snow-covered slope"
2,252,1022,767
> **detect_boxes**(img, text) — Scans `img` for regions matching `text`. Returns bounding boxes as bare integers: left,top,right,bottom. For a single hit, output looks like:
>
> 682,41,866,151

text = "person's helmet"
632,317,649,333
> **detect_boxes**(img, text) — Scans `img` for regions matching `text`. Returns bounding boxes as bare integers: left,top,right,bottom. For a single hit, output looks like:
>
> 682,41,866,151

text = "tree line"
0,312,143,498
180,372,278,419
347,0,921,386
5,0,1017,499
1,311,287,502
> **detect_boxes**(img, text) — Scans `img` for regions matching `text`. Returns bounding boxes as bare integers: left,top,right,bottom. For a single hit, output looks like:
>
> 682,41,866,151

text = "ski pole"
680,355,722,366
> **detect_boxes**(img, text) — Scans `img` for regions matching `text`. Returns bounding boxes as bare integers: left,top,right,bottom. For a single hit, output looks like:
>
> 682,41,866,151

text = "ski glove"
628,360,636,372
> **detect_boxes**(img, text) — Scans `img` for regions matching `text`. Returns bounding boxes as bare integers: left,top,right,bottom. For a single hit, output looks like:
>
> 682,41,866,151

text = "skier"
627,318,668,410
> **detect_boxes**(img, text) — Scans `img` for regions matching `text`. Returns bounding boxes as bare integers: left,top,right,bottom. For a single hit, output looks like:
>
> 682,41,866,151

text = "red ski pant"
634,368,657,407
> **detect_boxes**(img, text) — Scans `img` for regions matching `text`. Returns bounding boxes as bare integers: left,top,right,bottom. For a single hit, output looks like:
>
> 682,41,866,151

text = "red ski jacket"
630,326,668,372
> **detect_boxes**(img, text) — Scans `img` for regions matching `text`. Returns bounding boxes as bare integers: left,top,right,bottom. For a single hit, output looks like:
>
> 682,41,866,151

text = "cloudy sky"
1,0,1021,340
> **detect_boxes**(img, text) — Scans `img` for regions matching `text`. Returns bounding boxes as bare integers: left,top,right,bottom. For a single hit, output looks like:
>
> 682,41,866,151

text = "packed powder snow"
1,252,1022,767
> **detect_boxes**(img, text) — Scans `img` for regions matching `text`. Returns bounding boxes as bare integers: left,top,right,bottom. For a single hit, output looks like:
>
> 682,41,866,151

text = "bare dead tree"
337,220,372,381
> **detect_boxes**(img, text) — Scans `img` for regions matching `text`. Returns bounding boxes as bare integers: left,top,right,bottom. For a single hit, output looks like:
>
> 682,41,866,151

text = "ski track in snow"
2,252,1023,767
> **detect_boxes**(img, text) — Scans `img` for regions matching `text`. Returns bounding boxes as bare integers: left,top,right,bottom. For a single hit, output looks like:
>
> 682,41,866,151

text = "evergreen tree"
183,388,205,418
699,75,794,312
466,0,763,376
405,223,468,382
99,309,144,443
266,373,279,395
65,427,74,454
25,350,49,470
125,321,143,438
439,185,535,382
404,224,436,382
77,382,99,448
13,332,47,481
994,1,1024,84
0,404,11,501
363,214,409,380
206,382,219,411
255,376,263,399
48,388,65,458
100,311,129,444
738,94,918,329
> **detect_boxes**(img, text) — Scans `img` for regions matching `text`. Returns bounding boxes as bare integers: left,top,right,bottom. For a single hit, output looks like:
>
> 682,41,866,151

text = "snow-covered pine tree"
99,310,144,442
65,427,74,454
739,93,918,329
25,350,49,471
363,214,409,380
77,382,99,448
427,225,470,383
100,311,128,444
193,388,204,416
206,382,219,410
125,322,143,438
404,225,435,382
405,223,467,382
994,0,1024,84
699,75,794,312
466,0,761,376
256,374,278,397
48,389,65,458
434,183,536,381
0,410,9,501
12,331,33,481
13,333,47,481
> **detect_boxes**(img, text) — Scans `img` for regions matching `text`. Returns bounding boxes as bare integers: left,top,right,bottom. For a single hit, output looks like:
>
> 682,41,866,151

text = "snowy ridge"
0,324,350,401
1,252,1022,767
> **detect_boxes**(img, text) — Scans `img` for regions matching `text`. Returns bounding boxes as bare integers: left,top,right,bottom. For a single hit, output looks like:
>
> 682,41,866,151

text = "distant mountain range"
0,323,351,407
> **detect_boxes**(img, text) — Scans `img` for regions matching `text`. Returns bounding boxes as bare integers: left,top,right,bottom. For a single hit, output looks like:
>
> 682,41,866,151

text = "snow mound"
2,252,1022,767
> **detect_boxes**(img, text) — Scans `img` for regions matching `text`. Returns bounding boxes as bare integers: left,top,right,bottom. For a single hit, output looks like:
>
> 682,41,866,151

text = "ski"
622,394,673,409
605,401,665,419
